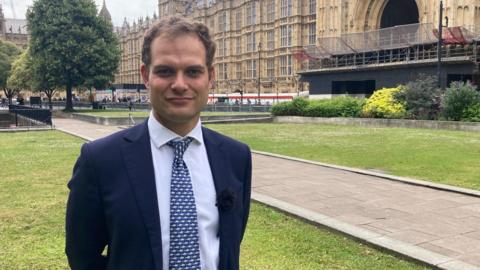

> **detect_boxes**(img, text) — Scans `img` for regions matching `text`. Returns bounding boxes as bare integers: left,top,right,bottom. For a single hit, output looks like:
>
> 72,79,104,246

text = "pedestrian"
66,16,252,270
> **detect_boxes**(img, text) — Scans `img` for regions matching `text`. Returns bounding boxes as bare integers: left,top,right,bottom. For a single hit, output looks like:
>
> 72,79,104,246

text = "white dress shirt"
148,112,220,270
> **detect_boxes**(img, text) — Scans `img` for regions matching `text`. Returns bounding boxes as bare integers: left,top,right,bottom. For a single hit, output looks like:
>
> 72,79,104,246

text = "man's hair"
141,16,216,70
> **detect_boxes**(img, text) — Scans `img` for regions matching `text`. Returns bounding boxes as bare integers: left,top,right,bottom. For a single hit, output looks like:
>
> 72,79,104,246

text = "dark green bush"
442,81,480,121
271,96,364,117
270,97,308,116
394,75,443,120
303,96,365,117
463,103,480,122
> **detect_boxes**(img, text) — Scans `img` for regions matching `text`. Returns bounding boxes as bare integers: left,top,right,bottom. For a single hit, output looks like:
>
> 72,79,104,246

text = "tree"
394,75,444,120
7,50,32,91
0,40,21,104
27,0,120,111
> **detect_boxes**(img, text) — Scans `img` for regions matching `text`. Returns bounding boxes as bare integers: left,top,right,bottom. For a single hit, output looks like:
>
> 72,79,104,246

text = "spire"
98,0,112,23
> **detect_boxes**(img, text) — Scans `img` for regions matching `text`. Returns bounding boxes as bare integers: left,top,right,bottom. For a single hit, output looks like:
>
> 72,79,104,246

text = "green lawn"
75,109,270,118
207,123,480,190
0,131,429,269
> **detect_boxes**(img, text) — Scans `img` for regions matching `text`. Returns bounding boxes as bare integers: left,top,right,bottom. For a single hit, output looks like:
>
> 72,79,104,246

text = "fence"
9,105,52,127
309,23,479,58
47,101,272,113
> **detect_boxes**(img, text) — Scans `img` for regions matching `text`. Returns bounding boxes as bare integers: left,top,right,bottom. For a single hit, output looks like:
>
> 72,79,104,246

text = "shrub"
270,97,308,116
463,103,480,122
303,96,365,117
442,81,480,121
271,96,364,117
362,87,406,118
394,75,443,120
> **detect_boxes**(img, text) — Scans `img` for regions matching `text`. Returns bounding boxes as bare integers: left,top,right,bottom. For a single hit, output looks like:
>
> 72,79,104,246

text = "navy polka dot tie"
167,137,201,270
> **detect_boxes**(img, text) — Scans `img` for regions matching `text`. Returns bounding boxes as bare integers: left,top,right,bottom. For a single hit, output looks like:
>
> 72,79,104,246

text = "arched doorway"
380,0,419,28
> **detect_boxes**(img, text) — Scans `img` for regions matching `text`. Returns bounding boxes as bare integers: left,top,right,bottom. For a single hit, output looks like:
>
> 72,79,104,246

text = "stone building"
0,4,28,49
115,0,480,100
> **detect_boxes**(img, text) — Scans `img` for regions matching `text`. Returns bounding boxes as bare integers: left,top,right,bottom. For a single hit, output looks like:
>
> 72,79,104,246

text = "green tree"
442,81,480,121
7,50,32,91
27,0,120,111
0,40,21,104
394,75,443,120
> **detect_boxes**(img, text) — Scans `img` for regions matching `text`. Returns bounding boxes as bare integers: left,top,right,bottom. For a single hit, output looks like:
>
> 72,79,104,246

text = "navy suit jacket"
66,120,252,270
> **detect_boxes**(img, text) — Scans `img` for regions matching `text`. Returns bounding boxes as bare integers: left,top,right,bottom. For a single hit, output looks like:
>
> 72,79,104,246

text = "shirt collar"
148,110,204,149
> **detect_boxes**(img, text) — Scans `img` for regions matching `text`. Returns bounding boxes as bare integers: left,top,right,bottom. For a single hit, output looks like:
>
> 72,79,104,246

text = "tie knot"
167,137,194,159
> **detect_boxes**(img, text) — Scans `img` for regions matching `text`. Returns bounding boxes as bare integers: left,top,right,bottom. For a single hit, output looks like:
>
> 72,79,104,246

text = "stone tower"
98,0,112,23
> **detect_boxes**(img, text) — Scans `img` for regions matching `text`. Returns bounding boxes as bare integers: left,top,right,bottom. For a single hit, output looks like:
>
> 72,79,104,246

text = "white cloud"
3,0,157,26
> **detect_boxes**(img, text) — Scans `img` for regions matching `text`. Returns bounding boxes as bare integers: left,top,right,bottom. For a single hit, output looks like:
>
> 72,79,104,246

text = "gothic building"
114,0,480,99
0,4,28,49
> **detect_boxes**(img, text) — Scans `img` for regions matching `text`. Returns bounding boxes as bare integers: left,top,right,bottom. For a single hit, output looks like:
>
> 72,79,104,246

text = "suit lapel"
202,127,231,269
121,121,163,270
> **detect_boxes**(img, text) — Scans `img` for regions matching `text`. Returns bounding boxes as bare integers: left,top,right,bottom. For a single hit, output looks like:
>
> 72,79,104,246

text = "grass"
207,123,480,190
74,109,270,118
0,131,430,269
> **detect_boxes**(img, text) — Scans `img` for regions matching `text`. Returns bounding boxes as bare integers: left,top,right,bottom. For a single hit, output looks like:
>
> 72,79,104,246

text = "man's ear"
140,64,150,88
208,68,216,89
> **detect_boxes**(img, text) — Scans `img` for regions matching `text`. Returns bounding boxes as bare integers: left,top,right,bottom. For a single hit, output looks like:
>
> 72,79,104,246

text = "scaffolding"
300,23,480,71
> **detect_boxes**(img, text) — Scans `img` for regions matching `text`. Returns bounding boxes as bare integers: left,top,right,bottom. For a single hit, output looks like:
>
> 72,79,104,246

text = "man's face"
141,34,214,133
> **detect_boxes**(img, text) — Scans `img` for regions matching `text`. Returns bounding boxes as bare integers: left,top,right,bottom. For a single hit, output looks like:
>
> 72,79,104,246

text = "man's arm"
65,143,108,270
240,145,252,241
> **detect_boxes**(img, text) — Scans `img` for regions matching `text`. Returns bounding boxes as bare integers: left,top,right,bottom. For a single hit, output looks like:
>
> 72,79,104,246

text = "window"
236,9,242,30
267,0,275,22
280,25,292,47
309,0,316,15
218,39,227,56
267,30,275,50
266,58,275,78
280,55,292,75
280,0,292,18
308,23,316,45
246,2,256,26
217,63,228,80
218,11,227,32
236,63,242,79
246,32,256,52
246,59,257,78
236,37,242,54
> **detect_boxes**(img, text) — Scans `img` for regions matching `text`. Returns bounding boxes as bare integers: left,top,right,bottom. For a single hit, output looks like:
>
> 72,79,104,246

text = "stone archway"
380,0,419,28
352,0,425,31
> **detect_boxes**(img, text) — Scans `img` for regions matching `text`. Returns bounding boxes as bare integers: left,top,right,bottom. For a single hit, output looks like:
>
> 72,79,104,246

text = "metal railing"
8,105,52,127
301,40,479,71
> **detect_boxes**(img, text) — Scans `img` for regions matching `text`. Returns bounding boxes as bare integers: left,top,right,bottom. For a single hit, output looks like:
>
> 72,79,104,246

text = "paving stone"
429,235,480,254
387,230,440,245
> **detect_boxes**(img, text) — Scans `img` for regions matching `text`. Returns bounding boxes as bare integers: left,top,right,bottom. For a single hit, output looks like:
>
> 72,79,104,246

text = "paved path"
53,117,480,270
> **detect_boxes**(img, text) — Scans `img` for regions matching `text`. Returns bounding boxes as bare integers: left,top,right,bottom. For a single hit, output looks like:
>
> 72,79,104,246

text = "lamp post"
257,42,262,103
437,0,444,88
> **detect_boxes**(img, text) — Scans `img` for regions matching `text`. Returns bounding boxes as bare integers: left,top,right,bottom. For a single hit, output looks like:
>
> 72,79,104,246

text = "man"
66,17,252,270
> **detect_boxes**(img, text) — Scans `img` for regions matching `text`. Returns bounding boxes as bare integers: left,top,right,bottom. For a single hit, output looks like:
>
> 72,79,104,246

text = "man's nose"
171,73,188,91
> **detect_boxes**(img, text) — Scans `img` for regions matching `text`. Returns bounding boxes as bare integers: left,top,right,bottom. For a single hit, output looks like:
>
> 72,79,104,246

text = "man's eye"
186,69,202,77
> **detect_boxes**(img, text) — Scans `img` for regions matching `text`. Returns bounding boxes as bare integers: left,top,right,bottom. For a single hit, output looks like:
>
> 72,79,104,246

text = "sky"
2,0,158,26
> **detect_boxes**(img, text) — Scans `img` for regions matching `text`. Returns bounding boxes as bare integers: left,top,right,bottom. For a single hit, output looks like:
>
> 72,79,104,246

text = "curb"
252,150,480,198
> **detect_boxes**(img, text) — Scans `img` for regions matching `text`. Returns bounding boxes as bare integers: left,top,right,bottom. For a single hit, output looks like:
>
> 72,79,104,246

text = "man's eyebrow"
151,64,206,70
187,65,207,70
